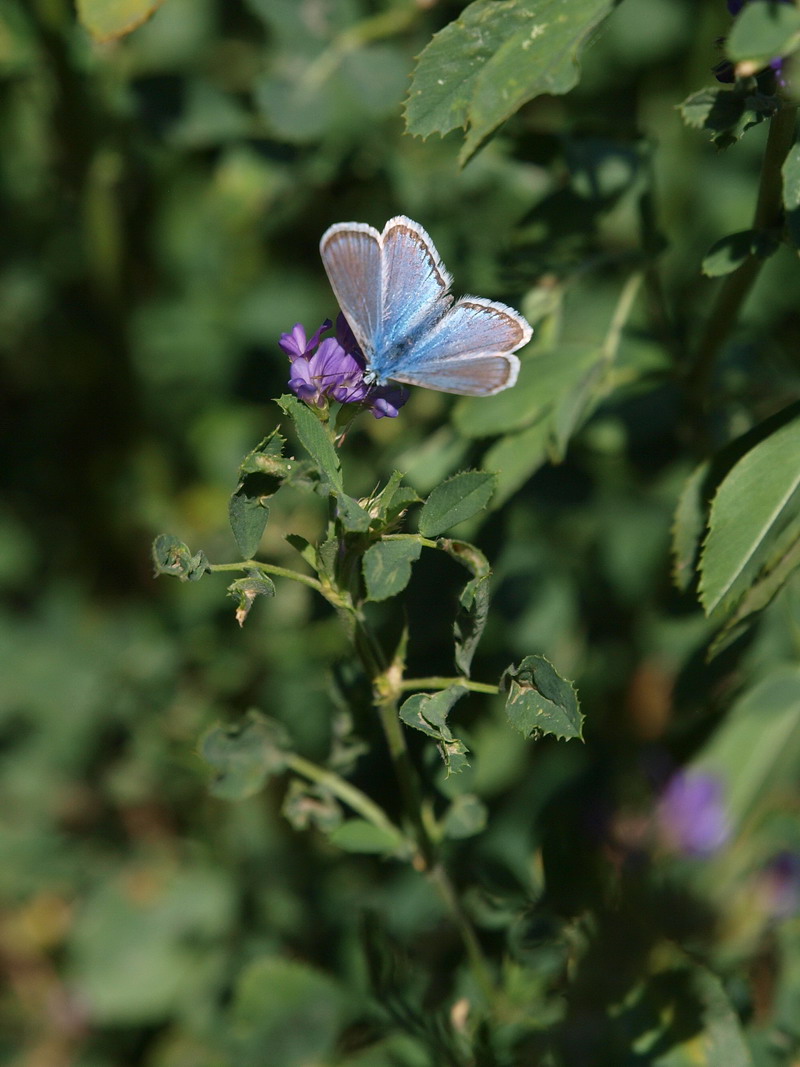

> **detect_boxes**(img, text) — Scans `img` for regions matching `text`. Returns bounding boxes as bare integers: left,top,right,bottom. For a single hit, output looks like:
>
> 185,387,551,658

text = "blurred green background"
2,0,800,1064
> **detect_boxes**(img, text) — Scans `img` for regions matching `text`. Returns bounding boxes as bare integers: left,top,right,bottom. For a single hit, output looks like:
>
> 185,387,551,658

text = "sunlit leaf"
699,414,800,616
76,0,164,42
406,0,617,163
501,655,582,741
276,394,342,493
418,471,496,537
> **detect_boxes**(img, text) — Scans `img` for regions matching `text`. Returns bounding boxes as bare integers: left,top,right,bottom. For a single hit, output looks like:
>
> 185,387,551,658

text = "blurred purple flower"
760,851,800,919
282,315,408,420
656,770,729,857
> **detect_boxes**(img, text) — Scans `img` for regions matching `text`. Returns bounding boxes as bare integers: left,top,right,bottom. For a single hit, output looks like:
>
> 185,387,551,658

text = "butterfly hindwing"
386,297,531,395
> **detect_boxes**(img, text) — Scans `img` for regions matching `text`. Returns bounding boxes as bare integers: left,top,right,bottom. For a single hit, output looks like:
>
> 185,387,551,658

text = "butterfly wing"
378,216,453,349
387,297,532,396
319,222,383,358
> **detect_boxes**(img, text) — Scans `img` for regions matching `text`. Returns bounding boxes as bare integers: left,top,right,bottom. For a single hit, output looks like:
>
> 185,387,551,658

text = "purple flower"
656,770,729,857
759,851,800,919
282,316,408,420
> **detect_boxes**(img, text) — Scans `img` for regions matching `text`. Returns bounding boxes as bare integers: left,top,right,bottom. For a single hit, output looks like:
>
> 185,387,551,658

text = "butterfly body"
320,216,531,397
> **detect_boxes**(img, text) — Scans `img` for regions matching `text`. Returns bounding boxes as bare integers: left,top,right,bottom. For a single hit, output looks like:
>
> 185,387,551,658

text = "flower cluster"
280,316,408,420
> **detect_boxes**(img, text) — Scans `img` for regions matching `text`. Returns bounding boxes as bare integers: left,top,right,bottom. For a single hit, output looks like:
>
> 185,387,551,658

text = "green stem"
210,559,323,594
286,752,410,852
383,533,439,549
399,676,499,695
428,863,496,1007
687,103,798,411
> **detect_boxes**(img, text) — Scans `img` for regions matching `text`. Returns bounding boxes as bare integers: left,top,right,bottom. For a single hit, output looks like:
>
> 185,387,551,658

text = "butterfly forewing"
376,218,453,367
319,223,383,358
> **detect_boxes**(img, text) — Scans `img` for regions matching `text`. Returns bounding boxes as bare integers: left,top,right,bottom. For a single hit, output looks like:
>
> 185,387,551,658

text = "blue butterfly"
319,215,532,397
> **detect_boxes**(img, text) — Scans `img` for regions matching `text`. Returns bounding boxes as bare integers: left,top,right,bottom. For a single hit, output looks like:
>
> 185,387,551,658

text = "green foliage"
7,0,800,1063
726,1,800,67
501,655,583,741
699,413,800,618
417,470,496,537
200,711,290,800
406,0,619,163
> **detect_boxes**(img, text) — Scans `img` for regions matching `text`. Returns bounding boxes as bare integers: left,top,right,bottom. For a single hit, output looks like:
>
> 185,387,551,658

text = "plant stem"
428,863,496,1007
687,103,798,412
210,559,323,593
399,676,500,695
286,752,411,852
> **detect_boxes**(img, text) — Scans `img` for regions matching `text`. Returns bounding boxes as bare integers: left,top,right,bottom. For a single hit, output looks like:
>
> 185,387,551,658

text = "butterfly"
319,215,532,397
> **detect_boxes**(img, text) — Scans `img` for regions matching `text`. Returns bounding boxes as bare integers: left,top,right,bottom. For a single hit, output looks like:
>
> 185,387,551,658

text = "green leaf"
501,655,583,741
282,780,342,834
227,572,276,626
335,492,372,533
200,711,290,800
679,84,779,148
151,534,210,582
549,354,606,459
76,0,164,42
399,686,470,776
699,414,800,616
454,575,490,675
276,394,342,493
229,489,270,559
367,471,421,528
727,0,800,67
442,794,488,840
701,229,778,277
362,540,422,601
238,430,294,480
482,418,553,507
782,142,800,252
231,956,348,1067
327,819,405,855
439,538,491,578
418,471,496,537
671,461,711,592
405,0,617,164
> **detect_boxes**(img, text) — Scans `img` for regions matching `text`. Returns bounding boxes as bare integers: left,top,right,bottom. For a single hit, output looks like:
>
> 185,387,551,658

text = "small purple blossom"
656,770,729,857
282,315,408,420
759,851,800,919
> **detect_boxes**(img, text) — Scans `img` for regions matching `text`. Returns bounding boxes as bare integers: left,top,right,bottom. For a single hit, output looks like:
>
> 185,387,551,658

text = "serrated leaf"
454,575,491,675
76,0,163,42
727,1,800,67
699,415,800,616
200,711,290,800
679,84,778,147
362,540,421,601
229,489,270,559
708,534,800,658
406,0,617,164
672,461,711,592
151,534,210,582
276,394,342,493
442,794,488,840
227,572,276,626
418,471,496,537
501,655,583,741
327,819,405,854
